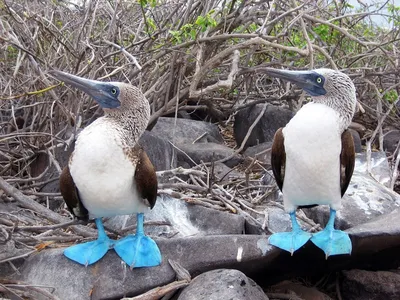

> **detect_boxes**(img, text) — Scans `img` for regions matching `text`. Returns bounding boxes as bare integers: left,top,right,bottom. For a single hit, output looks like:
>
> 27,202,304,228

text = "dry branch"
120,280,190,300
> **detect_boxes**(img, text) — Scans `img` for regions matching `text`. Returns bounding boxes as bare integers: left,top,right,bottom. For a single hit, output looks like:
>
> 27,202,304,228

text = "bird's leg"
311,208,352,258
64,218,114,266
114,213,161,268
268,212,312,255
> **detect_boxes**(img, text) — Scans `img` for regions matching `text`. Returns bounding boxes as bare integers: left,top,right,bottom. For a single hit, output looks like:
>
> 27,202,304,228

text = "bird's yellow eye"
316,77,322,84
111,88,117,95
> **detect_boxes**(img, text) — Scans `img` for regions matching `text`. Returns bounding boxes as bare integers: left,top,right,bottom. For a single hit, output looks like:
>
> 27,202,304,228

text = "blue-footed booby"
266,68,356,258
52,70,161,267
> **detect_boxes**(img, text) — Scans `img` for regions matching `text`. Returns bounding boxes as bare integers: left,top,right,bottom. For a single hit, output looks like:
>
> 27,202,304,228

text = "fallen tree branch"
121,280,189,300
0,176,95,237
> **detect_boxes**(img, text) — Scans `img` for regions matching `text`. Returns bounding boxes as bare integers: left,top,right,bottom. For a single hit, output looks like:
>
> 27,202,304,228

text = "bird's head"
265,67,357,128
50,70,149,116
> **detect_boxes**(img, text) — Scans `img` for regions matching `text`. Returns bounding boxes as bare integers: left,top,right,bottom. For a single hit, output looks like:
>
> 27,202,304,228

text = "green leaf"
149,0,157,7
190,29,197,40
383,89,399,103
138,0,147,7
195,16,205,26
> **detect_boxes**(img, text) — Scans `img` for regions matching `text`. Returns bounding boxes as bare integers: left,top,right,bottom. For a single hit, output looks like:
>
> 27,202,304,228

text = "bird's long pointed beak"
50,70,121,109
264,68,326,96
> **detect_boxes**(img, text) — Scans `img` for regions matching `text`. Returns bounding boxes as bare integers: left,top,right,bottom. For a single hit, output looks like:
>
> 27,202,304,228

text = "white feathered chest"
69,118,148,218
282,102,343,212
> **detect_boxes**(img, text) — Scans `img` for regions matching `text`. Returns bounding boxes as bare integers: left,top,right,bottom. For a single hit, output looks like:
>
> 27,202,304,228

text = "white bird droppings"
236,247,243,262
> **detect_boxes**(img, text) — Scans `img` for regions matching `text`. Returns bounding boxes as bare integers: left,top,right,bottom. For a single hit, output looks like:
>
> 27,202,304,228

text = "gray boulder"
139,130,177,171
349,128,362,153
383,130,400,153
212,162,244,184
234,104,293,149
341,269,400,300
105,196,245,238
177,269,268,300
243,141,273,167
177,142,243,168
265,207,292,233
151,117,223,145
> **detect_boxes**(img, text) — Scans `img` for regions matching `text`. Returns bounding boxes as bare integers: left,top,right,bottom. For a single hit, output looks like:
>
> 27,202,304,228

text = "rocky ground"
1,105,400,300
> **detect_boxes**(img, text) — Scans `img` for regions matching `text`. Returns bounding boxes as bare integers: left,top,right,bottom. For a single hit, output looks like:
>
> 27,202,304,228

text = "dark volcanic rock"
243,141,273,167
178,269,268,300
271,280,333,300
349,128,362,153
177,142,243,168
346,209,400,254
234,104,293,149
212,162,244,183
139,130,177,171
151,117,223,145
341,269,400,300
383,130,400,153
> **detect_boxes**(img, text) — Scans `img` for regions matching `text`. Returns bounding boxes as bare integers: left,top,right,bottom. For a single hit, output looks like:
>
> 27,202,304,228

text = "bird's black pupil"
112,88,116,94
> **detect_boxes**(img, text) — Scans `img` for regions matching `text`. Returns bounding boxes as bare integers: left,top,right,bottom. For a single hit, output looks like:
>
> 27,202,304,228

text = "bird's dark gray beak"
50,70,121,109
264,68,326,96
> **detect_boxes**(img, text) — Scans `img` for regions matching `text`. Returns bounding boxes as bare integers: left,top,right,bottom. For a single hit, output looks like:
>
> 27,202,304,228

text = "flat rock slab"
178,269,268,300
16,210,400,300
17,235,277,300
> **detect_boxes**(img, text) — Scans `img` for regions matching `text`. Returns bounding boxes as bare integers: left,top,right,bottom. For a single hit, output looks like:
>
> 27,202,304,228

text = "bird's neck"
105,106,150,146
313,95,355,133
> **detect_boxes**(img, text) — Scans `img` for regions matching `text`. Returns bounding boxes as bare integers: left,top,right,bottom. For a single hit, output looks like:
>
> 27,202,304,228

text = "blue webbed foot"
64,219,113,266
114,213,161,268
311,209,352,258
114,234,162,268
268,212,312,255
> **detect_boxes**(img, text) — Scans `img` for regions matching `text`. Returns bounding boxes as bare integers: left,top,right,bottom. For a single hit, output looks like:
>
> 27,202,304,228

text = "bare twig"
121,280,189,300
